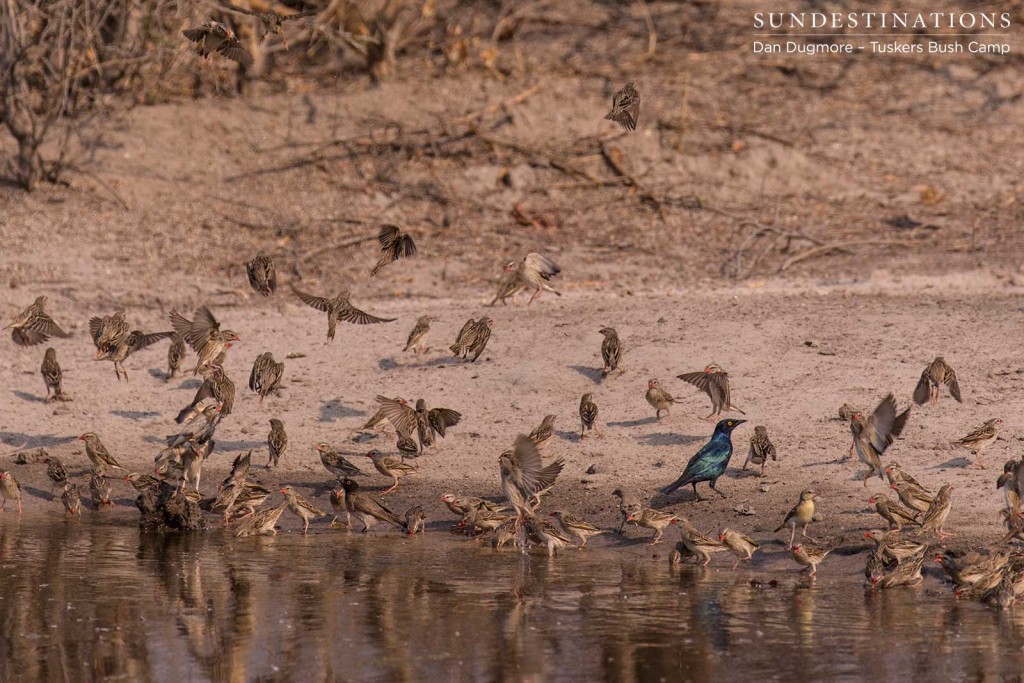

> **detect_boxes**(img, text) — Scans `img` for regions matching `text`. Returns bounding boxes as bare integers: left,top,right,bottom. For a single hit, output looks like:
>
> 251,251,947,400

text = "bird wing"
710,372,730,407
677,370,713,397
293,288,333,313
774,503,799,531
88,316,104,344
182,27,207,43
453,318,475,346
512,435,563,495
945,366,962,402
524,253,560,280
353,494,403,526
282,9,319,22
378,224,401,248
339,304,396,325
375,396,417,436
128,330,174,352
218,41,253,65
912,369,931,405
865,394,898,453
396,234,417,258
26,314,69,339
427,408,462,437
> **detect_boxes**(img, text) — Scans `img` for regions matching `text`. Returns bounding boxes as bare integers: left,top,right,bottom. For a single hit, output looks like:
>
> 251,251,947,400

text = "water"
1,517,1023,682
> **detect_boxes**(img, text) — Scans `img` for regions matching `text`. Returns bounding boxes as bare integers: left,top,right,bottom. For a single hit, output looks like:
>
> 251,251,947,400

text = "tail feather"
660,473,692,496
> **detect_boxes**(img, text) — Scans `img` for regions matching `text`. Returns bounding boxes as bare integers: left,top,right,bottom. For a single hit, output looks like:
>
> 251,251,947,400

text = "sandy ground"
2,0,1024,576
2,270,1022,575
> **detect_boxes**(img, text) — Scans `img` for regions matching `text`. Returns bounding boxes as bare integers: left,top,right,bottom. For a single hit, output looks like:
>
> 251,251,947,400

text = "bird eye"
727,421,733,426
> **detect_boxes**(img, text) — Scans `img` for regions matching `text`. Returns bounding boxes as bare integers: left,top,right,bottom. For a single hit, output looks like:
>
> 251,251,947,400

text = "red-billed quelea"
849,393,910,485
450,317,492,362
917,484,954,539
490,272,524,306
913,357,961,405
579,393,598,437
169,307,239,375
293,287,395,340
613,487,642,533
676,364,745,421
62,483,82,517
79,433,125,476
182,21,252,65
504,253,561,305
791,544,831,577
743,425,777,477
88,311,129,358
166,334,186,381
3,296,71,346
365,450,417,494
549,510,607,548
719,528,759,568
245,252,277,297
315,443,366,479
890,480,933,514
235,502,287,537
0,471,22,514
499,435,565,526
340,477,407,533
371,224,417,276
645,379,678,421
91,321,174,381
177,365,234,422
45,457,68,490
267,419,287,468
89,471,114,509
279,485,326,533
626,508,677,545
405,505,426,535
235,6,317,49
249,352,284,404
403,315,434,354
955,418,1001,469
375,396,461,452
676,518,729,566
605,82,640,131
529,415,556,449
599,327,621,377
868,494,920,531
41,348,69,402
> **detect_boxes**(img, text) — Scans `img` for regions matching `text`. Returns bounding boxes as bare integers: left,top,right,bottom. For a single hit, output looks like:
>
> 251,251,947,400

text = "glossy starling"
660,419,745,500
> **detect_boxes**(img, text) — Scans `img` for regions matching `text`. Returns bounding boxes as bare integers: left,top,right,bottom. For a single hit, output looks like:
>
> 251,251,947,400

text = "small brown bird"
849,393,910,485
176,365,235,422
279,485,326,533
677,364,745,421
645,379,678,421
837,403,858,421
79,433,124,475
371,224,417,276
791,544,830,576
95,328,174,381
249,352,284,404
529,415,557,449
340,478,407,533
775,490,817,549
315,443,366,479
403,315,434,354
956,418,1001,468
235,6,317,49
549,510,607,548
182,21,252,65
490,271,524,306
498,435,565,524
267,419,287,468
913,357,961,405
245,252,277,297
61,483,82,517
719,528,759,569
440,493,508,519
366,450,417,494
235,502,288,537
45,457,68,490
88,311,129,358
605,82,640,131
863,530,926,565
871,552,925,590
626,507,677,545
504,253,561,305
3,296,71,346
167,334,186,381
613,487,642,534
917,484,954,539
676,518,729,566
884,462,927,491
397,434,419,459
996,459,1023,515
40,347,69,401
743,425,777,476
464,506,513,534
450,317,493,362
124,472,161,494
405,505,427,535
169,307,240,375
599,327,621,377
579,393,598,437
374,396,461,452
868,494,920,531
88,471,114,509
0,471,22,514
329,489,348,528
293,287,396,341
890,481,933,514
525,517,575,555
357,400,396,432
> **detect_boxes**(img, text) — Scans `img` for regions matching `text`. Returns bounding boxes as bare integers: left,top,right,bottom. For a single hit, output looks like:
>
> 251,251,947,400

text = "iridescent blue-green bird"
659,419,746,500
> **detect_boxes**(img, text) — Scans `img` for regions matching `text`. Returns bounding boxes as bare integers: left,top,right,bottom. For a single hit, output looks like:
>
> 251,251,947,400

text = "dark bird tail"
660,473,692,496
174,403,194,424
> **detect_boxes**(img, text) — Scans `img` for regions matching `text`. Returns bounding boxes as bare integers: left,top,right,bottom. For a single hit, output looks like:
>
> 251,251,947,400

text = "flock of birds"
1,6,1022,610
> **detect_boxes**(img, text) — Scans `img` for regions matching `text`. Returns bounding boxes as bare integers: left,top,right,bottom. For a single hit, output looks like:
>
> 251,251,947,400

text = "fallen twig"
780,239,912,272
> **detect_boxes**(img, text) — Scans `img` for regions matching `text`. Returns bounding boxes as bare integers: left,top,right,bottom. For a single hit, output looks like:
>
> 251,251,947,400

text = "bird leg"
383,480,399,494
969,457,987,469
650,528,663,545
709,480,727,498
528,288,541,305
693,483,706,502
788,526,796,549
802,525,817,543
